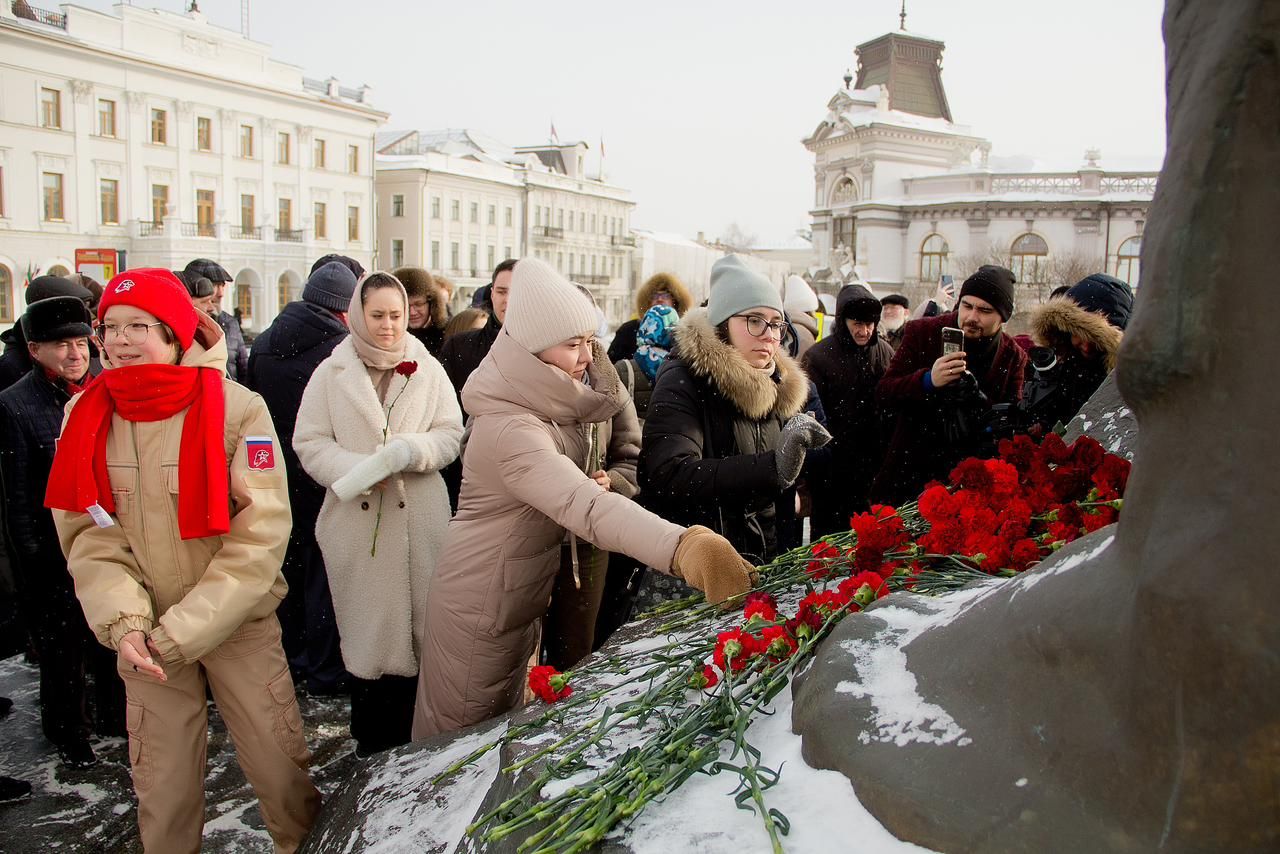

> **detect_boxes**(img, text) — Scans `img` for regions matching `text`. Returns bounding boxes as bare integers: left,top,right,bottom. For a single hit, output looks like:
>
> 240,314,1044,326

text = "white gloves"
331,438,414,502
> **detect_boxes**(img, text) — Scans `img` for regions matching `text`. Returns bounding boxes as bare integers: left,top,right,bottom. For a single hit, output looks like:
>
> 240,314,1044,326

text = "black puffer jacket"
246,300,348,513
1023,297,1124,433
802,284,895,535
638,310,809,564
0,368,85,570
0,327,33,392
439,312,501,413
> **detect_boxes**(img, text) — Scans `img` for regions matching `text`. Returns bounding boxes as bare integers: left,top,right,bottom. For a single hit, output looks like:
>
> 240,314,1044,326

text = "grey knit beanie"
302,261,358,311
707,255,784,326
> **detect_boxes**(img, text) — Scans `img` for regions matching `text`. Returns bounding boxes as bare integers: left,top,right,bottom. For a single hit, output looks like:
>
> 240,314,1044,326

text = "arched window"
831,177,857,205
46,264,70,277
1115,236,1140,287
1010,233,1048,284
0,266,11,323
276,271,301,313
235,275,255,321
919,234,949,282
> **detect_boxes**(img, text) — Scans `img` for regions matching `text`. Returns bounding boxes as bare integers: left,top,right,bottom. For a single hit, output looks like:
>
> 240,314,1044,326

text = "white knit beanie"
783,275,819,314
504,258,600,353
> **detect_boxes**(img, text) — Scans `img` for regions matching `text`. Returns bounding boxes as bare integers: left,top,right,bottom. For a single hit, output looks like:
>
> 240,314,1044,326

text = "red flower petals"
529,665,573,703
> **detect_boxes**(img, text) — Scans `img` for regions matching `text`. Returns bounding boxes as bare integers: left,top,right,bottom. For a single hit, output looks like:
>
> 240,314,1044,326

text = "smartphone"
941,326,963,355
940,274,954,296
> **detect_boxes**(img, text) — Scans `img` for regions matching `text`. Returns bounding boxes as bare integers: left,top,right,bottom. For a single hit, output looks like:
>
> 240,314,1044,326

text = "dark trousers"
277,493,349,693
349,674,418,754
24,578,125,744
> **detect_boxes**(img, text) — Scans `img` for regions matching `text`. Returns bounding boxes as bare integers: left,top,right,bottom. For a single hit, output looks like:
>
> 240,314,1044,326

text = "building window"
919,234,949,282
392,194,405,217
197,117,213,152
196,189,215,236
557,209,564,229
98,99,116,137
240,194,255,231
557,252,563,272
237,279,253,321
469,202,478,224
277,132,291,165
579,212,586,232
504,245,512,260
42,172,64,221
347,205,359,241
150,108,167,145
277,272,292,313
487,245,495,270
832,216,855,262
831,177,857,205
450,199,460,221
313,138,326,168
535,207,542,227
314,202,327,239
431,240,440,267
450,242,459,270
505,207,513,227
391,239,404,269
1010,233,1049,284
487,205,495,225
40,88,61,129
591,213,597,233
277,198,293,232
347,144,359,174
151,184,169,225
469,243,478,272
431,196,441,219
99,178,119,225
240,125,254,158
0,266,11,323
1115,236,1141,287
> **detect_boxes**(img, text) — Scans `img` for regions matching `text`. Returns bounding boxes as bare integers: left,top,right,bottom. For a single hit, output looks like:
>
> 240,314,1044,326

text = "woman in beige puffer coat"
412,259,756,739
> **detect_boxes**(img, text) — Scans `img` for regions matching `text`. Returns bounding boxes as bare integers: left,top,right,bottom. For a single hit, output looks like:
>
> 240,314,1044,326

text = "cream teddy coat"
294,335,462,678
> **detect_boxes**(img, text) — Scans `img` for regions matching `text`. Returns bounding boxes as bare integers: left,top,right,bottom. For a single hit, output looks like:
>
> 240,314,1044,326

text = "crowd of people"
0,250,1133,851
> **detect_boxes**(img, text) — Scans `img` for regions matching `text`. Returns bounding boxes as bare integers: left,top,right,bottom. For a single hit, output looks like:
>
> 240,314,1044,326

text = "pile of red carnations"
441,433,1129,854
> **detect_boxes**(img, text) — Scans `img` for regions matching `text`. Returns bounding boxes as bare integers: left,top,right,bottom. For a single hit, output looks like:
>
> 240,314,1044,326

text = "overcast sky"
82,0,1167,244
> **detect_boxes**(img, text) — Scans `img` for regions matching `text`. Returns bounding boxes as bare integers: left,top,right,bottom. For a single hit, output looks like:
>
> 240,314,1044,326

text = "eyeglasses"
733,314,788,339
94,321,165,344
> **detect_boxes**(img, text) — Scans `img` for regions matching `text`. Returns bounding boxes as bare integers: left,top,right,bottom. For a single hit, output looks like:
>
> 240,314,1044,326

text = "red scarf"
45,364,229,540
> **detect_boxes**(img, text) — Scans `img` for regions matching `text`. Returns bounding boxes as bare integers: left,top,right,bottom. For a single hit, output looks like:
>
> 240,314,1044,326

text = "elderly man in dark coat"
803,283,896,536
0,297,124,766
183,258,248,382
245,261,358,694
872,266,1028,506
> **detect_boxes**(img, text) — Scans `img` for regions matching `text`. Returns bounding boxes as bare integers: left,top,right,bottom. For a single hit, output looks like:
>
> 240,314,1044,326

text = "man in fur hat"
0,297,124,767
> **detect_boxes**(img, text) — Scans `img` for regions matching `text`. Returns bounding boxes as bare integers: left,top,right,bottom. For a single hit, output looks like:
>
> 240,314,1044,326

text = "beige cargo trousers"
119,615,321,853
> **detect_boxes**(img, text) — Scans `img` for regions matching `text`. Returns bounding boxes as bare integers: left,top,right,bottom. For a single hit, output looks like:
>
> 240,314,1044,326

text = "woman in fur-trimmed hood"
606,271,695,363
638,256,828,565
1022,293,1125,432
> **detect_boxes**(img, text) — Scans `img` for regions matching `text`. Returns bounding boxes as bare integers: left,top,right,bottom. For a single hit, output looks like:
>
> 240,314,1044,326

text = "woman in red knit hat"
46,269,320,853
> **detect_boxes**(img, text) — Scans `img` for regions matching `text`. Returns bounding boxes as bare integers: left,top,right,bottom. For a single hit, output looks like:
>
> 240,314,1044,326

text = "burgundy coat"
871,312,1027,506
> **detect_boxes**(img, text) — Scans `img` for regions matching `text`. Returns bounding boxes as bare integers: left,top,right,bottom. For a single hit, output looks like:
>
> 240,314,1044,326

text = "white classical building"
805,27,1155,308
0,2,385,331
376,131,635,321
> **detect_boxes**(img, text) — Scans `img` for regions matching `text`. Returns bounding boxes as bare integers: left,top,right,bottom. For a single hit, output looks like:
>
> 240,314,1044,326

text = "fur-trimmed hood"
634,272,694,318
1030,298,1124,371
393,266,449,329
672,309,808,421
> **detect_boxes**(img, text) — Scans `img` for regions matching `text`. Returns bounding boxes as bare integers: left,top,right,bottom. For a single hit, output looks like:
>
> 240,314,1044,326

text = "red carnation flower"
1039,433,1073,465
1070,435,1106,471
1091,454,1131,497
743,591,779,624
394,360,419,377
837,571,890,607
760,625,799,661
689,664,719,690
949,457,993,493
1010,538,1043,570
528,665,573,703
713,629,761,672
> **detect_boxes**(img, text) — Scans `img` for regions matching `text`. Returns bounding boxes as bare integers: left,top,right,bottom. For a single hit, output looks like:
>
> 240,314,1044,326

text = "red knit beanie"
99,268,199,350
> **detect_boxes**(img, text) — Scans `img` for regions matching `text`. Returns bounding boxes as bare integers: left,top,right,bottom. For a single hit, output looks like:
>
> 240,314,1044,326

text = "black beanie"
311,253,365,279
21,296,93,342
881,293,910,310
959,265,1016,322
26,275,92,307
1066,273,1134,330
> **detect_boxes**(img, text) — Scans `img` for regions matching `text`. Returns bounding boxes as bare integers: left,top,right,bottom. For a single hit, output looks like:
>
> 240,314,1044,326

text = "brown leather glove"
671,526,757,606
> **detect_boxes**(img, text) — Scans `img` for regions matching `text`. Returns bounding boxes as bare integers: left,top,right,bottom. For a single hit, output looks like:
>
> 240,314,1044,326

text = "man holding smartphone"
871,265,1028,505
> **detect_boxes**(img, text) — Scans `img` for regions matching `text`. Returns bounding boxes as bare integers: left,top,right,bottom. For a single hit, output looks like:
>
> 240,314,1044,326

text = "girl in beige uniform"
47,269,320,853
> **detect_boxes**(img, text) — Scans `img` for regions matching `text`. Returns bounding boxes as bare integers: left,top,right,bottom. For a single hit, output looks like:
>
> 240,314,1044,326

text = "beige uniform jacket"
53,314,291,664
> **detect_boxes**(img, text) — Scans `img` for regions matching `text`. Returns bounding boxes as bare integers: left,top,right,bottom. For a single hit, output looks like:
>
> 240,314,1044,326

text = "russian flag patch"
246,436,276,471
